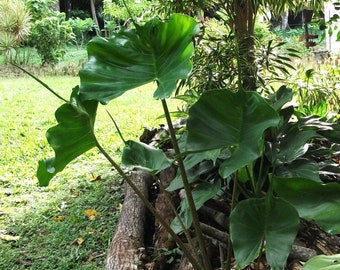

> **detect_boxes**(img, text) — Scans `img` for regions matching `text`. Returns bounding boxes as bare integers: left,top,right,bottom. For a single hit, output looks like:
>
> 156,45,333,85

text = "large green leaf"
273,177,340,234
185,90,280,178
79,14,199,103
275,158,321,182
121,140,172,175
273,130,317,164
267,85,293,111
230,197,299,270
302,254,340,270
37,87,98,186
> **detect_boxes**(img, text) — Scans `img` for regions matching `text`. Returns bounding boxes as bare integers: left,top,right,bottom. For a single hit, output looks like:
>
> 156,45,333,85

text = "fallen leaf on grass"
84,209,99,220
0,234,20,241
74,237,85,245
53,215,65,222
70,189,80,198
89,174,102,182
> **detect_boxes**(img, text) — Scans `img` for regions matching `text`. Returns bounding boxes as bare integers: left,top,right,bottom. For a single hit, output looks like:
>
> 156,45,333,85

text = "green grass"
0,75,180,269
0,45,88,78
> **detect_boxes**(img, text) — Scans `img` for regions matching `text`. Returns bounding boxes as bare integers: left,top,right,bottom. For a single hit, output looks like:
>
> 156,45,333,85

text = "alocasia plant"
29,13,340,270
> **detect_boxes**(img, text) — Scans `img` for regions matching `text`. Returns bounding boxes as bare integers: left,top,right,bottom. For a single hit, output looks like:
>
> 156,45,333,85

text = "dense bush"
24,0,73,65
24,0,56,20
68,17,95,48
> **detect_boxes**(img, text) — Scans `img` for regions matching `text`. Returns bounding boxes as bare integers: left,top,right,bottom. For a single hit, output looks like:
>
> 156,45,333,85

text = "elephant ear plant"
24,14,340,270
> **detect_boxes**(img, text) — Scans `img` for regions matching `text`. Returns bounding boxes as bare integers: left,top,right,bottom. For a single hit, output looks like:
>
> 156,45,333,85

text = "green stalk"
94,137,203,270
226,172,239,269
255,154,265,197
161,99,212,270
11,63,68,103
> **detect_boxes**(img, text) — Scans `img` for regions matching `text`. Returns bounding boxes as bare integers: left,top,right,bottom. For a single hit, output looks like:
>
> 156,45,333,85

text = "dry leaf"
86,254,94,263
88,215,96,221
75,237,84,245
84,209,99,220
70,189,79,197
0,234,20,241
89,175,102,182
54,215,65,222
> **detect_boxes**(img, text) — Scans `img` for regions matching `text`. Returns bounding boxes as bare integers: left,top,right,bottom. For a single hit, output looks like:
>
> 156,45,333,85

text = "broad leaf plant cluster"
27,14,340,269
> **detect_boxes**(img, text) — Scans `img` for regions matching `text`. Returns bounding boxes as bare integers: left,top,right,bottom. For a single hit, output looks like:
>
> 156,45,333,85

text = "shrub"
102,0,151,34
24,0,73,65
24,0,56,21
68,17,95,49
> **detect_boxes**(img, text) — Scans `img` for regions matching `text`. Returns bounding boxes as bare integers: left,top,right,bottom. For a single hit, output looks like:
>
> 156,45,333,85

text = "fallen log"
105,170,153,270
299,219,340,255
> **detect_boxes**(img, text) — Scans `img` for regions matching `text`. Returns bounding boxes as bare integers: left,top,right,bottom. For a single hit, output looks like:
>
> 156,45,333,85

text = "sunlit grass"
0,75,180,269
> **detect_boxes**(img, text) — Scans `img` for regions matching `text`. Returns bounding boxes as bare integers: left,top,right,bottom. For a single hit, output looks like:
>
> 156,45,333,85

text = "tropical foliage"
24,0,73,65
29,13,340,269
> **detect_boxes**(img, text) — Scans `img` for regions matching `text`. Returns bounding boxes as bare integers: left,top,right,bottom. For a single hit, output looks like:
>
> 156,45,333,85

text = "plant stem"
94,138,204,270
11,64,68,102
161,99,212,270
255,154,265,197
226,172,239,269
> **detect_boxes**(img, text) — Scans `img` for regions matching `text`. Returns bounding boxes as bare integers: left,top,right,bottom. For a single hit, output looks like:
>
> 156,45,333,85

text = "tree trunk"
65,0,72,19
233,0,257,91
54,0,60,12
90,0,101,36
105,171,153,270
145,166,180,269
281,10,290,30
299,219,340,255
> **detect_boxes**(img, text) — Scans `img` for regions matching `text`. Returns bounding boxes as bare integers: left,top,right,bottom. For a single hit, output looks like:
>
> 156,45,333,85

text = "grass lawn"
0,75,180,269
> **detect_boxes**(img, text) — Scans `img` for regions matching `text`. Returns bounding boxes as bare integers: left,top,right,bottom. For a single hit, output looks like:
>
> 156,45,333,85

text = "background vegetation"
0,0,339,269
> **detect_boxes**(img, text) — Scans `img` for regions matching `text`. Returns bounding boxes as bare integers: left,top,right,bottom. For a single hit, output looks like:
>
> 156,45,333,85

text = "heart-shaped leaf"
37,87,98,186
79,14,199,103
273,177,340,234
230,197,299,270
275,158,321,182
185,90,280,178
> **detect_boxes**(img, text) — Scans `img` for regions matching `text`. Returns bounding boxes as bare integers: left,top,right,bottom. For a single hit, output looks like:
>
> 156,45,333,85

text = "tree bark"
146,166,180,270
54,0,60,12
281,10,290,30
232,0,257,91
299,219,340,255
105,171,153,270
90,0,101,36
65,0,71,19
